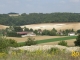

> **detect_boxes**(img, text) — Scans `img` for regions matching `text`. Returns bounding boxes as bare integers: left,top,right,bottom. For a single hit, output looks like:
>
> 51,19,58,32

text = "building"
17,31,36,37
68,32,75,36
8,12,19,16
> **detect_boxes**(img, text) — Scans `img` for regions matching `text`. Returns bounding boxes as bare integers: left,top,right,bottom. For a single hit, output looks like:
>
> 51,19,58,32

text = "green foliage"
74,35,80,46
13,26,23,32
48,47,60,54
7,39,19,47
25,37,37,46
0,13,80,26
42,29,50,35
77,30,80,33
7,32,21,37
23,27,29,31
0,37,9,52
0,36,19,52
58,40,67,46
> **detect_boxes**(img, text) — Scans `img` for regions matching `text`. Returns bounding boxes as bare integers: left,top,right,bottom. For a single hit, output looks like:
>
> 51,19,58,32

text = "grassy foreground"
19,36,76,46
0,47,80,60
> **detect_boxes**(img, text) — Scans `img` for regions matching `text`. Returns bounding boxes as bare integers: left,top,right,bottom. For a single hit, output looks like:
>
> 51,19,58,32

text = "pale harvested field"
0,23,80,31
0,25,8,29
21,23,80,31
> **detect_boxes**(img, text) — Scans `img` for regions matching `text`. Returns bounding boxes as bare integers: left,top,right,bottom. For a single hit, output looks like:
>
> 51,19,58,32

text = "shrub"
7,39,19,47
0,36,19,52
0,37,9,52
25,37,37,46
7,32,21,37
58,40,67,46
48,47,60,54
74,35,80,46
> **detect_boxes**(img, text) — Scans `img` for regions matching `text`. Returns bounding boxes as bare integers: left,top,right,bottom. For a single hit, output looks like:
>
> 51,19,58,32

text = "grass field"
18,36,76,46
36,36,76,44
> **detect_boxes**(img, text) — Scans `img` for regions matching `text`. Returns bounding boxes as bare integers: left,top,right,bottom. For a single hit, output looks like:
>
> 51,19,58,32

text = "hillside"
0,25,8,29
21,23,80,31
0,13,80,26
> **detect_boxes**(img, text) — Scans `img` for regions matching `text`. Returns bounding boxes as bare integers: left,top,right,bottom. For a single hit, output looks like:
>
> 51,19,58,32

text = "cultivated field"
0,23,78,46
0,25,8,29
0,23,80,31
21,23,80,31
6,36,76,46
6,36,64,42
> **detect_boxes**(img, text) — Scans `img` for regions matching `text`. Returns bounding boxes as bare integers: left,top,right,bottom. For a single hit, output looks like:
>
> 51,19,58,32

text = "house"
68,32,75,36
17,31,36,37
8,12,20,16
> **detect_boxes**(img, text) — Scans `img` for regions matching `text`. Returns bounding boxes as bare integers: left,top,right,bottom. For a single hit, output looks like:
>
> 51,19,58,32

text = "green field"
18,36,76,46
36,36,76,44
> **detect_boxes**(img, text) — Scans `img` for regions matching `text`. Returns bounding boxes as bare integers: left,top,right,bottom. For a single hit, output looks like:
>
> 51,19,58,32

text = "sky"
0,0,80,14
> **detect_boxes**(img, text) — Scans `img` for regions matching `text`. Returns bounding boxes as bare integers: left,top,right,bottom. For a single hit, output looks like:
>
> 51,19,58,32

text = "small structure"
17,31,36,37
68,32,75,36
8,12,19,16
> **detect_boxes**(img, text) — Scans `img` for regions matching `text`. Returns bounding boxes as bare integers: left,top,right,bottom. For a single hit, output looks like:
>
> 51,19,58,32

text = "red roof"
17,32,28,34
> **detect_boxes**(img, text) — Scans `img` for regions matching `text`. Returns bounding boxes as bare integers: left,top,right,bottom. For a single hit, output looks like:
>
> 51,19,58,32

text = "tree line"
0,26,77,37
0,13,80,26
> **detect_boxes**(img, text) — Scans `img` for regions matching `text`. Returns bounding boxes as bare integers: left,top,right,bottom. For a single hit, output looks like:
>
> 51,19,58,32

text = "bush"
58,40,67,46
0,36,19,52
25,37,37,46
74,35,80,46
7,39,19,47
7,32,21,37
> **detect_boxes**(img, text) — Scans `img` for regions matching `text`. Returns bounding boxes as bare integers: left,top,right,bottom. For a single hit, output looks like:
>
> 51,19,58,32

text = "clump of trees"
74,35,80,46
58,41,67,46
0,13,80,26
0,36,18,52
25,37,37,46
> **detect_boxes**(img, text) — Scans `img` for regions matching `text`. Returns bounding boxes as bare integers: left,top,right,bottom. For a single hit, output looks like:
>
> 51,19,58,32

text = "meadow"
0,47,80,60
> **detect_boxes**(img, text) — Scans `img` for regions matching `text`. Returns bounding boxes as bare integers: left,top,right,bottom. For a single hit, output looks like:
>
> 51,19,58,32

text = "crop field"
1,23,80,31
6,36,64,42
18,36,76,46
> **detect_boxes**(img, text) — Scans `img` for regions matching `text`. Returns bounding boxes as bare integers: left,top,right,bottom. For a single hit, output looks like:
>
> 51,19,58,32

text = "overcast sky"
0,0,80,14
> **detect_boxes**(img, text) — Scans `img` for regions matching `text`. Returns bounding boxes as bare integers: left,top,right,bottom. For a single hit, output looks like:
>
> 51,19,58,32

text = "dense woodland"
0,13,80,26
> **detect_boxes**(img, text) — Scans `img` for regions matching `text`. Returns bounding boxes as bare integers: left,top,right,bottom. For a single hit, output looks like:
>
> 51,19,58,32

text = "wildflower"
71,50,80,57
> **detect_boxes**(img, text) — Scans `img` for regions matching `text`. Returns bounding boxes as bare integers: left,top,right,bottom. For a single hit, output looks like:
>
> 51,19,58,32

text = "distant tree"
50,30,56,36
13,26,23,32
29,28,33,31
23,27,29,31
34,30,38,35
58,40,67,46
74,35,80,46
42,29,50,35
77,30,80,33
49,28,57,36
25,37,37,46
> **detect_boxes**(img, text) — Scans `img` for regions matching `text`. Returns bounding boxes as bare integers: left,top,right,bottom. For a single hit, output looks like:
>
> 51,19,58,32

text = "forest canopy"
0,13,80,26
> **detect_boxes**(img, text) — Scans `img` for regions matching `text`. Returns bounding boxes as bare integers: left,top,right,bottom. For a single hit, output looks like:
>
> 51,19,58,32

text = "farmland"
6,36,76,46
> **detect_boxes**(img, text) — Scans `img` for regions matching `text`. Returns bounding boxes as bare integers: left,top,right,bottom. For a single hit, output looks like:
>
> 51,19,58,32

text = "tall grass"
0,47,80,60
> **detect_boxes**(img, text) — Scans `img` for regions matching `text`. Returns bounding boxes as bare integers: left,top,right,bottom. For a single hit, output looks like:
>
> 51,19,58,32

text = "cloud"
70,0,80,3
